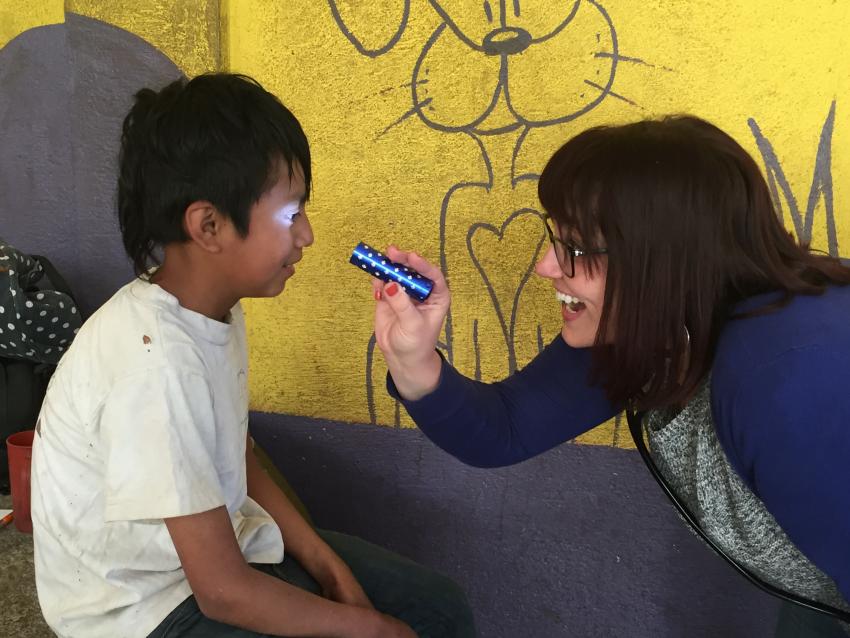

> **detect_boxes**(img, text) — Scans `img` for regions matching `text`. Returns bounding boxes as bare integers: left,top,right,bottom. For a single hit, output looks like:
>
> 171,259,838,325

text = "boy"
30,73,474,638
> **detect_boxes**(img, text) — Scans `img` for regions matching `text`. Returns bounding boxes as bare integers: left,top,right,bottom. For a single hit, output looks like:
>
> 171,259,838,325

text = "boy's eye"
277,202,302,227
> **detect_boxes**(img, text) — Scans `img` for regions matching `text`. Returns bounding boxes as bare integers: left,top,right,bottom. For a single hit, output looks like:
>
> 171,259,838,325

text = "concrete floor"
0,494,53,637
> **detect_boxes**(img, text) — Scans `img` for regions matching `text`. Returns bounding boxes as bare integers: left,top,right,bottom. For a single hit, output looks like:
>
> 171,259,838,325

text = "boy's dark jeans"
774,601,849,638
148,529,476,638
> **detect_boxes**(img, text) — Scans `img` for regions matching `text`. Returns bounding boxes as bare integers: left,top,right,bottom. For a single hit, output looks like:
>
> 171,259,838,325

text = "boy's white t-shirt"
30,278,285,638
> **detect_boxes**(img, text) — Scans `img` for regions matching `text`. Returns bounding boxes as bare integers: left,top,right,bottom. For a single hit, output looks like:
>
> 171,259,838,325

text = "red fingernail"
374,290,381,301
386,283,399,297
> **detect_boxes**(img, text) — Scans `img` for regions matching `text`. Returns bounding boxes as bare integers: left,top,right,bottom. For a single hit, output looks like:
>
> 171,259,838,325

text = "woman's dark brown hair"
538,115,850,410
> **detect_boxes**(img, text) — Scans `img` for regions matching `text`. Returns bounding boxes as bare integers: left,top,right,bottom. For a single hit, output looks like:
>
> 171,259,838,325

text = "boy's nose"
295,217,314,248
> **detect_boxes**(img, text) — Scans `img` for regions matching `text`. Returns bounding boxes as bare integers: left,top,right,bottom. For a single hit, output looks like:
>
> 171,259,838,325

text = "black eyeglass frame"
543,214,608,278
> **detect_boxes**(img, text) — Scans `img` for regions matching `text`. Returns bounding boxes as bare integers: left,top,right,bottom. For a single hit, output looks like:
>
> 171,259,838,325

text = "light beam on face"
275,201,301,228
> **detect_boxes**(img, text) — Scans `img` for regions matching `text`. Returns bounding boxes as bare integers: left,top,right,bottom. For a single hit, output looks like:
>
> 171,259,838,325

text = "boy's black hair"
117,73,311,276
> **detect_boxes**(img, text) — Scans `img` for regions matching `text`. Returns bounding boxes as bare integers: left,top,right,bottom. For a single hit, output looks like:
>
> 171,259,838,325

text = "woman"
370,116,850,637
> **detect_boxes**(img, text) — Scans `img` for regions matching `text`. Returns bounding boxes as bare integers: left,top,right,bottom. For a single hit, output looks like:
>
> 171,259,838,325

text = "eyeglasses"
543,215,608,278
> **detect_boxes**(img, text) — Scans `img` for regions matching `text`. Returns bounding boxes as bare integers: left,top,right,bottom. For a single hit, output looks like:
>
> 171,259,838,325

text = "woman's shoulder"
711,285,850,420
709,285,850,489
713,284,850,385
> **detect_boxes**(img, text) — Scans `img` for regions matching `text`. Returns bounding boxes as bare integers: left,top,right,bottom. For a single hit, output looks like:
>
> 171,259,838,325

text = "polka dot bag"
0,239,82,365
1,239,82,493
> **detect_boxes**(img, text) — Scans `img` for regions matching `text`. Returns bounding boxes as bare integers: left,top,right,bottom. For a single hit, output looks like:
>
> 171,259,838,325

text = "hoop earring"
679,324,692,382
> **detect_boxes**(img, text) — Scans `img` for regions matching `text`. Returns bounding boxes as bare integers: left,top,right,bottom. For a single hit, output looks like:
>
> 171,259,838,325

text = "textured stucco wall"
0,0,64,50
3,2,846,439
66,0,221,77
230,0,850,445
0,9,185,316
1,2,847,636
249,413,780,638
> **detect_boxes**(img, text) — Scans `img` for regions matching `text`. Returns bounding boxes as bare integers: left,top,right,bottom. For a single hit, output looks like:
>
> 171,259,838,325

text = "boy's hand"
321,561,373,609
320,565,417,638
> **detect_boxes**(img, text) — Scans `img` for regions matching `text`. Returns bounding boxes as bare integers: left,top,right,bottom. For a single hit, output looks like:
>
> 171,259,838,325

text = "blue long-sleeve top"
387,285,850,603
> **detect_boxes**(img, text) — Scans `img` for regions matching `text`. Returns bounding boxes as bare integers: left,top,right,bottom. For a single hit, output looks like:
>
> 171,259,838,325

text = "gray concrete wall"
251,413,781,637
0,15,181,317
0,16,781,637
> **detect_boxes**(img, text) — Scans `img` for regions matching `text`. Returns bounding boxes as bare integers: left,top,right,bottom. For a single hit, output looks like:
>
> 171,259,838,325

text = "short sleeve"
101,368,225,522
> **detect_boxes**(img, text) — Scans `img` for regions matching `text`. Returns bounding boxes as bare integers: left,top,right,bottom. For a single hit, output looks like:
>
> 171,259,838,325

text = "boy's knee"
423,574,476,637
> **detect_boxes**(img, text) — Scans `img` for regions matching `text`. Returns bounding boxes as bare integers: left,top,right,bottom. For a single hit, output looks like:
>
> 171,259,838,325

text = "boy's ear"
183,201,228,253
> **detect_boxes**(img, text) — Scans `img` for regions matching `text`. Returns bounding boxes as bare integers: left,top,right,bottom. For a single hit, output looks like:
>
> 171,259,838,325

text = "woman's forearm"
389,336,619,467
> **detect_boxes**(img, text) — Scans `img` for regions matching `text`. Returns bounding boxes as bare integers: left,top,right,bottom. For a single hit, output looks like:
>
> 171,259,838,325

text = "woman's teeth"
556,291,585,311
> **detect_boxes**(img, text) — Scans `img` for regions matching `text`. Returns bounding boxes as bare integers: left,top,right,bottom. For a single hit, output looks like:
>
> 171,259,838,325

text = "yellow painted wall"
4,1,849,447
66,0,221,77
231,0,850,446
0,0,64,49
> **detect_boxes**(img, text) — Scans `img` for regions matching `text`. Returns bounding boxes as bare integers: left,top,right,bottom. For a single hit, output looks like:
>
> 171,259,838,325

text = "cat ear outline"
327,0,411,58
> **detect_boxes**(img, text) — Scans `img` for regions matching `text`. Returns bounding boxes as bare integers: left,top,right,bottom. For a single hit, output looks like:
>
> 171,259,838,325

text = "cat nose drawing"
326,0,665,425
482,27,531,55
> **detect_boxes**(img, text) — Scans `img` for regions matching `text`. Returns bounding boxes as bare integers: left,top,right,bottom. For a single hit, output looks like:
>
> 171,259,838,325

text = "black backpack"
0,242,82,494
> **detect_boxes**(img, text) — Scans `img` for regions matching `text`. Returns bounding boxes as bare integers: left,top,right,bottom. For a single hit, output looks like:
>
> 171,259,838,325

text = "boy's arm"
165,506,413,637
244,434,371,609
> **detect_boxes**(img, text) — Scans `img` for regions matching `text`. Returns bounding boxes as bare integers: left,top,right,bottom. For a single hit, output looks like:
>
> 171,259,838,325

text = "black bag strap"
30,254,78,304
0,356,53,493
626,410,850,623
0,359,7,493
0,359,8,442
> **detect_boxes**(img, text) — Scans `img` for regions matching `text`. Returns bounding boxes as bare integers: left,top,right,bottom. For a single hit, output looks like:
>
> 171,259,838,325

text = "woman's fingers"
405,251,446,290
385,244,409,264
382,246,448,299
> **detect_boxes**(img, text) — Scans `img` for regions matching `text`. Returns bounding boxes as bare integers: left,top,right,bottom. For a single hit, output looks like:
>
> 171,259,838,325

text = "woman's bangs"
539,144,604,248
